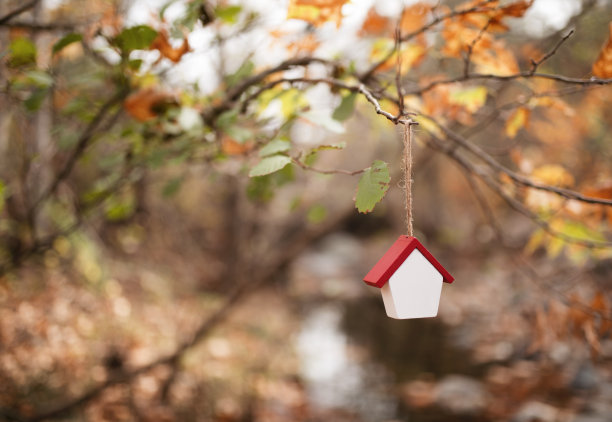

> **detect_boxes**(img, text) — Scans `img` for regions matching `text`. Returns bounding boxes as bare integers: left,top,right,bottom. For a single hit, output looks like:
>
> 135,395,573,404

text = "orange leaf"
498,0,534,18
505,107,529,138
150,30,190,63
400,3,431,35
221,136,253,155
360,8,391,37
124,89,174,122
593,22,612,78
287,33,320,54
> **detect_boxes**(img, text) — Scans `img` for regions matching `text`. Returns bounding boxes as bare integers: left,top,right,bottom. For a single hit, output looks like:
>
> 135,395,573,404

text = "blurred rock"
434,375,488,415
569,363,600,391
511,401,559,422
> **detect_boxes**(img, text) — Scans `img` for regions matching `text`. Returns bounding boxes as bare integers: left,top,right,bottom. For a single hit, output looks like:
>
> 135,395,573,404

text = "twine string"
402,120,416,237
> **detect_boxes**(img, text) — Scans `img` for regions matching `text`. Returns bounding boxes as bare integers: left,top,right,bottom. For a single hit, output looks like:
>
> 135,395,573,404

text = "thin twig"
463,19,492,77
530,29,575,74
292,157,366,176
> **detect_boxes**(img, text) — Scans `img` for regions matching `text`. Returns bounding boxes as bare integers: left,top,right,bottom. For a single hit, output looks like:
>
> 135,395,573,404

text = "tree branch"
426,115,612,207
31,87,129,213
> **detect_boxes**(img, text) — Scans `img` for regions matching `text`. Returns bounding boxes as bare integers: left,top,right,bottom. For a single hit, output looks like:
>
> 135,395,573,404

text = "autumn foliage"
2,0,612,421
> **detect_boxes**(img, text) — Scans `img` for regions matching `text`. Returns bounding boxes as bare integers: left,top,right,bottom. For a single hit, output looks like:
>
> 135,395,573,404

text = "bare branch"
205,57,335,123
424,131,612,248
407,72,612,97
240,77,407,124
0,0,40,25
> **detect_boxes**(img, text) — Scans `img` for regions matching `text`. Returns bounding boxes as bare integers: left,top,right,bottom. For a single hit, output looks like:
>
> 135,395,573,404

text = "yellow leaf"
287,0,349,27
593,22,612,78
505,107,529,138
370,39,425,74
531,164,574,187
448,86,487,113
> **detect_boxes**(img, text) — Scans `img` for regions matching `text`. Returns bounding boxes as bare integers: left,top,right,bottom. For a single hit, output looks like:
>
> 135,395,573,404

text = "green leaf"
52,33,82,55
226,126,253,143
280,89,308,118
259,139,290,157
332,92,357,121
24,89,48,111
215,5,242,23
0,180,6,213
307,204,327,223
226,60,254,88
249,155,292,177
113,25,157,53
128,59,143,70
25,70,53,87
162,176,184,197
300,111,345,133
216,109,238,129
355,160,390,214
303,142,346,166
8,38,36,67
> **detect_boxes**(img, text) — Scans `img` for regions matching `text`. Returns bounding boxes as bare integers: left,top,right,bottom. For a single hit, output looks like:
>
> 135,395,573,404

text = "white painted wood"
380,249,443,319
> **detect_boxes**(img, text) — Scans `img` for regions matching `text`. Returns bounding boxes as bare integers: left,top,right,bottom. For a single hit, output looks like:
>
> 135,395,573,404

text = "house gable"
363,236,454,288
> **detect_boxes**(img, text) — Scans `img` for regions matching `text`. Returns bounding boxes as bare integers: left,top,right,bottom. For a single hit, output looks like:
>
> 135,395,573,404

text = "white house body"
380,249,443,319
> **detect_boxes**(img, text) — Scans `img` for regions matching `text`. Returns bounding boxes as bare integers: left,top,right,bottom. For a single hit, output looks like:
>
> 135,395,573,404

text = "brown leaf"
150,30,190,63
124,89,175,122
593,22,612,78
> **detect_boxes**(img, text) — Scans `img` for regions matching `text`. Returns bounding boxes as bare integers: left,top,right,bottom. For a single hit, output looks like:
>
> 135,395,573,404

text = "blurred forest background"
1,0,612,421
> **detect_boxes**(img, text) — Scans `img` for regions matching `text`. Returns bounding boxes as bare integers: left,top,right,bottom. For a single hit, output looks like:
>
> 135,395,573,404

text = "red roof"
363,236,454,288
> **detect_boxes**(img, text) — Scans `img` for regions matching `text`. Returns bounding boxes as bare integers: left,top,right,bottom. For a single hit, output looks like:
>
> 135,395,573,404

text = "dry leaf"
124,89,175,122
593,22,612,78
150,30,190,63
221,136,254,155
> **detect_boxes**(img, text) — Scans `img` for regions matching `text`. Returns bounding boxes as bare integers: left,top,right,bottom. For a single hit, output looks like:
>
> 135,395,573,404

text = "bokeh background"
2,0,612,421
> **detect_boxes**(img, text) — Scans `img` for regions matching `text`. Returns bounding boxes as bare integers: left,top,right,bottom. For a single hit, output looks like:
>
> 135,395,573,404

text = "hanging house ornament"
363,236,454,319
362,121,454,319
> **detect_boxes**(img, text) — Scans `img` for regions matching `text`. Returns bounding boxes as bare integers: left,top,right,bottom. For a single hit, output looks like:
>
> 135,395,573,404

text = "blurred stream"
292,233,485,422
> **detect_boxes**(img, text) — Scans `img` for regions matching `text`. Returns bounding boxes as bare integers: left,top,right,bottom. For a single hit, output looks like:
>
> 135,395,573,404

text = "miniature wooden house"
363,236,454,319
